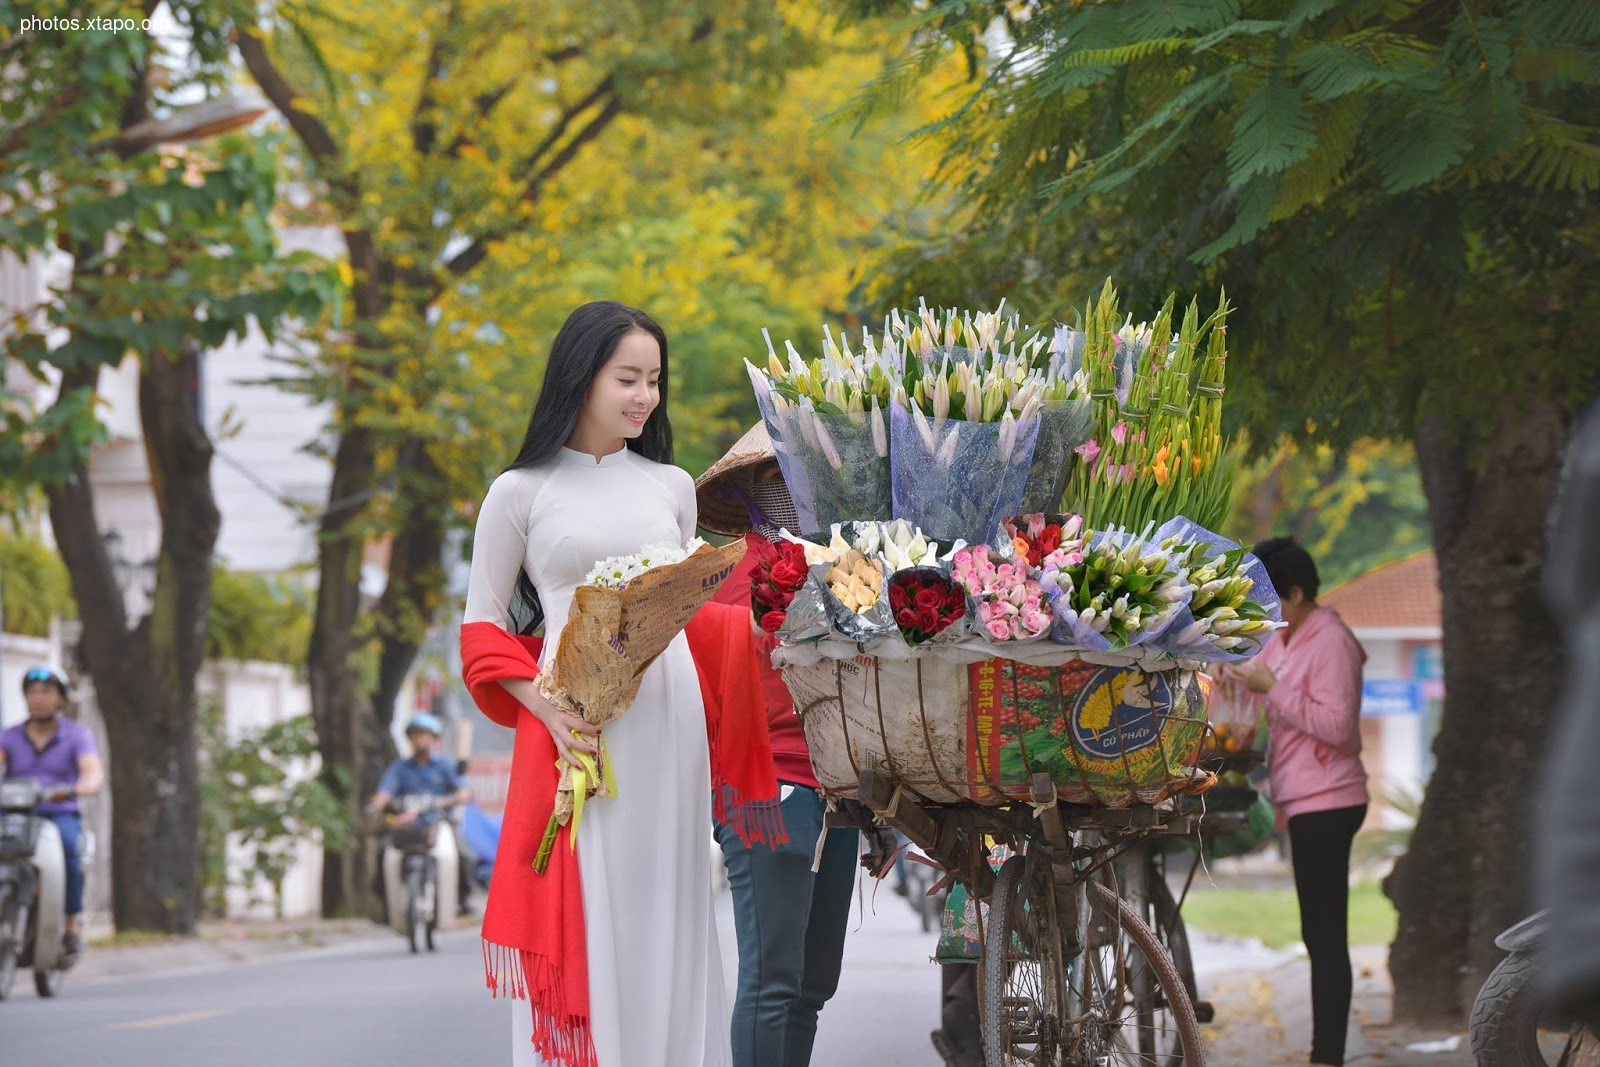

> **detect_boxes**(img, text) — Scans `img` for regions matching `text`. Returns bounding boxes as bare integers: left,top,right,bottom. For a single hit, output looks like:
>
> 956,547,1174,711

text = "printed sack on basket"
966,657,1211,806
781,652,1211,808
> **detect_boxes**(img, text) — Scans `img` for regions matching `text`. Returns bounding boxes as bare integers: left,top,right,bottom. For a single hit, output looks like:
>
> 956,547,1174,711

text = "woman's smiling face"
579,330,662,444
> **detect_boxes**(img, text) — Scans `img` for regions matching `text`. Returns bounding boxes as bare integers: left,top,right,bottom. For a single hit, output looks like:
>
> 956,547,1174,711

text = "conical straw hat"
695,422,779,537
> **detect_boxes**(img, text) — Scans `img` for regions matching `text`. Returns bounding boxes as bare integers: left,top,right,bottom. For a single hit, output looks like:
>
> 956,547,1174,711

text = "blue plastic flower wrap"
746,362,890,534
1041,528,1193,654
1017,396,1095,515
889,396,1041,547
1152,516,1283,664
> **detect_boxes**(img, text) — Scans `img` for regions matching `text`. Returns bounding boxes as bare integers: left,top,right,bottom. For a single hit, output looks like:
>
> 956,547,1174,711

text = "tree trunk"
44,342,218,933
371,446,448,736
1384,396,1572,1023
311,429,450,915
308,419,381,917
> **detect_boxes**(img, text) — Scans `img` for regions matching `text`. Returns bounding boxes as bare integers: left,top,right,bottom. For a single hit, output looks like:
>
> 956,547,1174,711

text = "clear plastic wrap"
774,570,834,643
889,396,1041,546
818,557,899,643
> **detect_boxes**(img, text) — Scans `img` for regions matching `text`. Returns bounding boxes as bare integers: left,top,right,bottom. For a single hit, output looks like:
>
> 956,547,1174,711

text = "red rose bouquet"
887,569,968,646
751,536,811,634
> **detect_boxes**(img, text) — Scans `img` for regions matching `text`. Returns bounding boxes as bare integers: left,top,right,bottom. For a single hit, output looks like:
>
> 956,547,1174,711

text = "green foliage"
0,531,76,637
847,0,1600,447
207,568,314,665
0,1,340,491
198,699,350,919
1225,437,1432,588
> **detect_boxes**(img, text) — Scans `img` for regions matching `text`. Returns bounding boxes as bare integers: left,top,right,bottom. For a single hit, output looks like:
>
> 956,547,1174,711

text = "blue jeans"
715,784,859,1067
41,812,83,917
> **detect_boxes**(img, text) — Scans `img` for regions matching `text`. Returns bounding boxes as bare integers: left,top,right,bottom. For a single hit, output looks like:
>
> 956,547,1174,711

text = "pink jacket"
1260,606,1370,819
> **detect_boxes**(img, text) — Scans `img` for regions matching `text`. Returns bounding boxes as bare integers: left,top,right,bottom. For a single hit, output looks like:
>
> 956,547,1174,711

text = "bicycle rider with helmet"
367,713,473,916
0,666,104,963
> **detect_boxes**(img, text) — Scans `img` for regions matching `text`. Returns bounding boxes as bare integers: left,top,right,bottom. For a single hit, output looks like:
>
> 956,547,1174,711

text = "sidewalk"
1204,943,1474,1067
77,914,394,982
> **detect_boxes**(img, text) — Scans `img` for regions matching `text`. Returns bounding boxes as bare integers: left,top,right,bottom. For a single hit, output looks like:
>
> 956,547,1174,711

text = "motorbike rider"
0,666,104,963
367,713,471,916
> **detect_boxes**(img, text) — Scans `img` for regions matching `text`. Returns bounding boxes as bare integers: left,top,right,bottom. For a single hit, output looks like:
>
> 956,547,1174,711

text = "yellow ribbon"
567,731,614,852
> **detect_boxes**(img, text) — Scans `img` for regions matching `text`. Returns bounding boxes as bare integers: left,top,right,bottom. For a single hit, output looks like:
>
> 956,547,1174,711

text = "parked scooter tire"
1471,949,1554,1067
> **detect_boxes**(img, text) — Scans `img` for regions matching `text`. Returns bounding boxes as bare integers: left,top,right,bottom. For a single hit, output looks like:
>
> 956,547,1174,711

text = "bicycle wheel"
424,871,438,952
405,869,423,955
0,884,18,1001
1069,881,1206,1067
981,852,1069,1066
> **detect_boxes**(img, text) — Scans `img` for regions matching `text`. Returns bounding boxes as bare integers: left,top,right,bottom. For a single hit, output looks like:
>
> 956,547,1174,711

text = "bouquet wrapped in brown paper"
532,537,748,872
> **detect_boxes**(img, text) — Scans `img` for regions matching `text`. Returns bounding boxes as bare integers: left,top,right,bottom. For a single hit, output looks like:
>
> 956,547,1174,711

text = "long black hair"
1252,536,1321,601
506,301,675,635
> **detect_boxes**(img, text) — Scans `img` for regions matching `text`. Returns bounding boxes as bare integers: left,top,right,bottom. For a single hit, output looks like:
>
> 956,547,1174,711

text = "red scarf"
460,603,783,1067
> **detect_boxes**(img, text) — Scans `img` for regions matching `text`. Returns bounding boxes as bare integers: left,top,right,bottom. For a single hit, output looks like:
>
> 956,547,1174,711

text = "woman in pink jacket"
1222,537,1369,1067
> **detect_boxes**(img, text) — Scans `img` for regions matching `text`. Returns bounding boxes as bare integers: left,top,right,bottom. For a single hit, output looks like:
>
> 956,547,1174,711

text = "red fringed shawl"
459,603,783,1067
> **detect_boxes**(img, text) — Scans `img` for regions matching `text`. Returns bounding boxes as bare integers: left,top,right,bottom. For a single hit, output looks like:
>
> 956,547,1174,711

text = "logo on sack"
1068,668,1174,760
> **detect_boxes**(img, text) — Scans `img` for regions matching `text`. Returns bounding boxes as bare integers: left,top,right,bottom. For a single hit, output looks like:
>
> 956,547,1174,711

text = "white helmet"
21,665,72,696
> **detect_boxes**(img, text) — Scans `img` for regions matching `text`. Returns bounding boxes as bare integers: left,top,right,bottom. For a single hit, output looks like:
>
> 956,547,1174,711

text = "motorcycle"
1470,910,1600,1066
380,794,461,954
0,779,86,1000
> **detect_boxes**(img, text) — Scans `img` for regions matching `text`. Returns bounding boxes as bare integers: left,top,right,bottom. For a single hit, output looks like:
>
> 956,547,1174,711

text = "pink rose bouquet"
950,545,1054,642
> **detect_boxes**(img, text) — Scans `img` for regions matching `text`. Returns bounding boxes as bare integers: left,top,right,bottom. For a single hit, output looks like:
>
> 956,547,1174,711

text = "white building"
0,226,366,919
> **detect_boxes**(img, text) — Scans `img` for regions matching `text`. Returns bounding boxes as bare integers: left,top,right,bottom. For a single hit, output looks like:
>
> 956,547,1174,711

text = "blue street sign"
1361,678,1424,717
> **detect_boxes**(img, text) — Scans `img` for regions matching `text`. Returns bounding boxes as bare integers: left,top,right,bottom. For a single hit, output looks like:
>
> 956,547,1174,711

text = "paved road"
2,883,1283,1066
1,886,947,1067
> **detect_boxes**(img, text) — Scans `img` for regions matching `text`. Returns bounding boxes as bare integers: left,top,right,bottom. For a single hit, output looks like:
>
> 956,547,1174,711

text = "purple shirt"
0,718,97,814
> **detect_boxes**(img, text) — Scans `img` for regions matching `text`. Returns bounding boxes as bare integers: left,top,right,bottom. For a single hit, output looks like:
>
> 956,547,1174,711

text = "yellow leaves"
457,144,487,164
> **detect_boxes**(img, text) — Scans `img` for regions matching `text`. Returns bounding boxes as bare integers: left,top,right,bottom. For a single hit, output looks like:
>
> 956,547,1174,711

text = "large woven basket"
783,652,1214,808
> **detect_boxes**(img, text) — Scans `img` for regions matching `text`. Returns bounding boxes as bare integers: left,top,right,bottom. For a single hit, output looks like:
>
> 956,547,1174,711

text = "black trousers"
1288,804,1368,1066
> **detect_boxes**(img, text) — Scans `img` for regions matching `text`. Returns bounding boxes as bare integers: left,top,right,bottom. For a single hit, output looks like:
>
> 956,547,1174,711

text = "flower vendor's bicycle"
788,649,1217,1067
1110,745,1274,1059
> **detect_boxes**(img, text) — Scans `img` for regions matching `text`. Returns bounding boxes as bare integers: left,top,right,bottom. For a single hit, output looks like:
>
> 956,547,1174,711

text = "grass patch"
1180,881,1396,949
89,929,181,949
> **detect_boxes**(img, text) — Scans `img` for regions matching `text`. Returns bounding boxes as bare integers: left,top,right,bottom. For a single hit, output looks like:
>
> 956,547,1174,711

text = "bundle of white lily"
1154,516,1284,663
745,326,893,532
849,518,951,572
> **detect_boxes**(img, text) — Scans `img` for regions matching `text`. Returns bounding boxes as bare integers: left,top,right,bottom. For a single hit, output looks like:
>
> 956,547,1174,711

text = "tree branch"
443,87,622,278
440,80,520,158
440,16,714,279
410,1,460,157
234,29,343,164
511,74,617,194
43,364,131,647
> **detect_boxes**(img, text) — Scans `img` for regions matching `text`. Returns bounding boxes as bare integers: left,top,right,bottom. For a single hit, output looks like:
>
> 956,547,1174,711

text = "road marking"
108,1008,231,1031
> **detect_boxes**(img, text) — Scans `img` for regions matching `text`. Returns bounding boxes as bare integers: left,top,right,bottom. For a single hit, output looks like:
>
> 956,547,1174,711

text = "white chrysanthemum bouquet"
585,538,708,589
533,535,741,872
